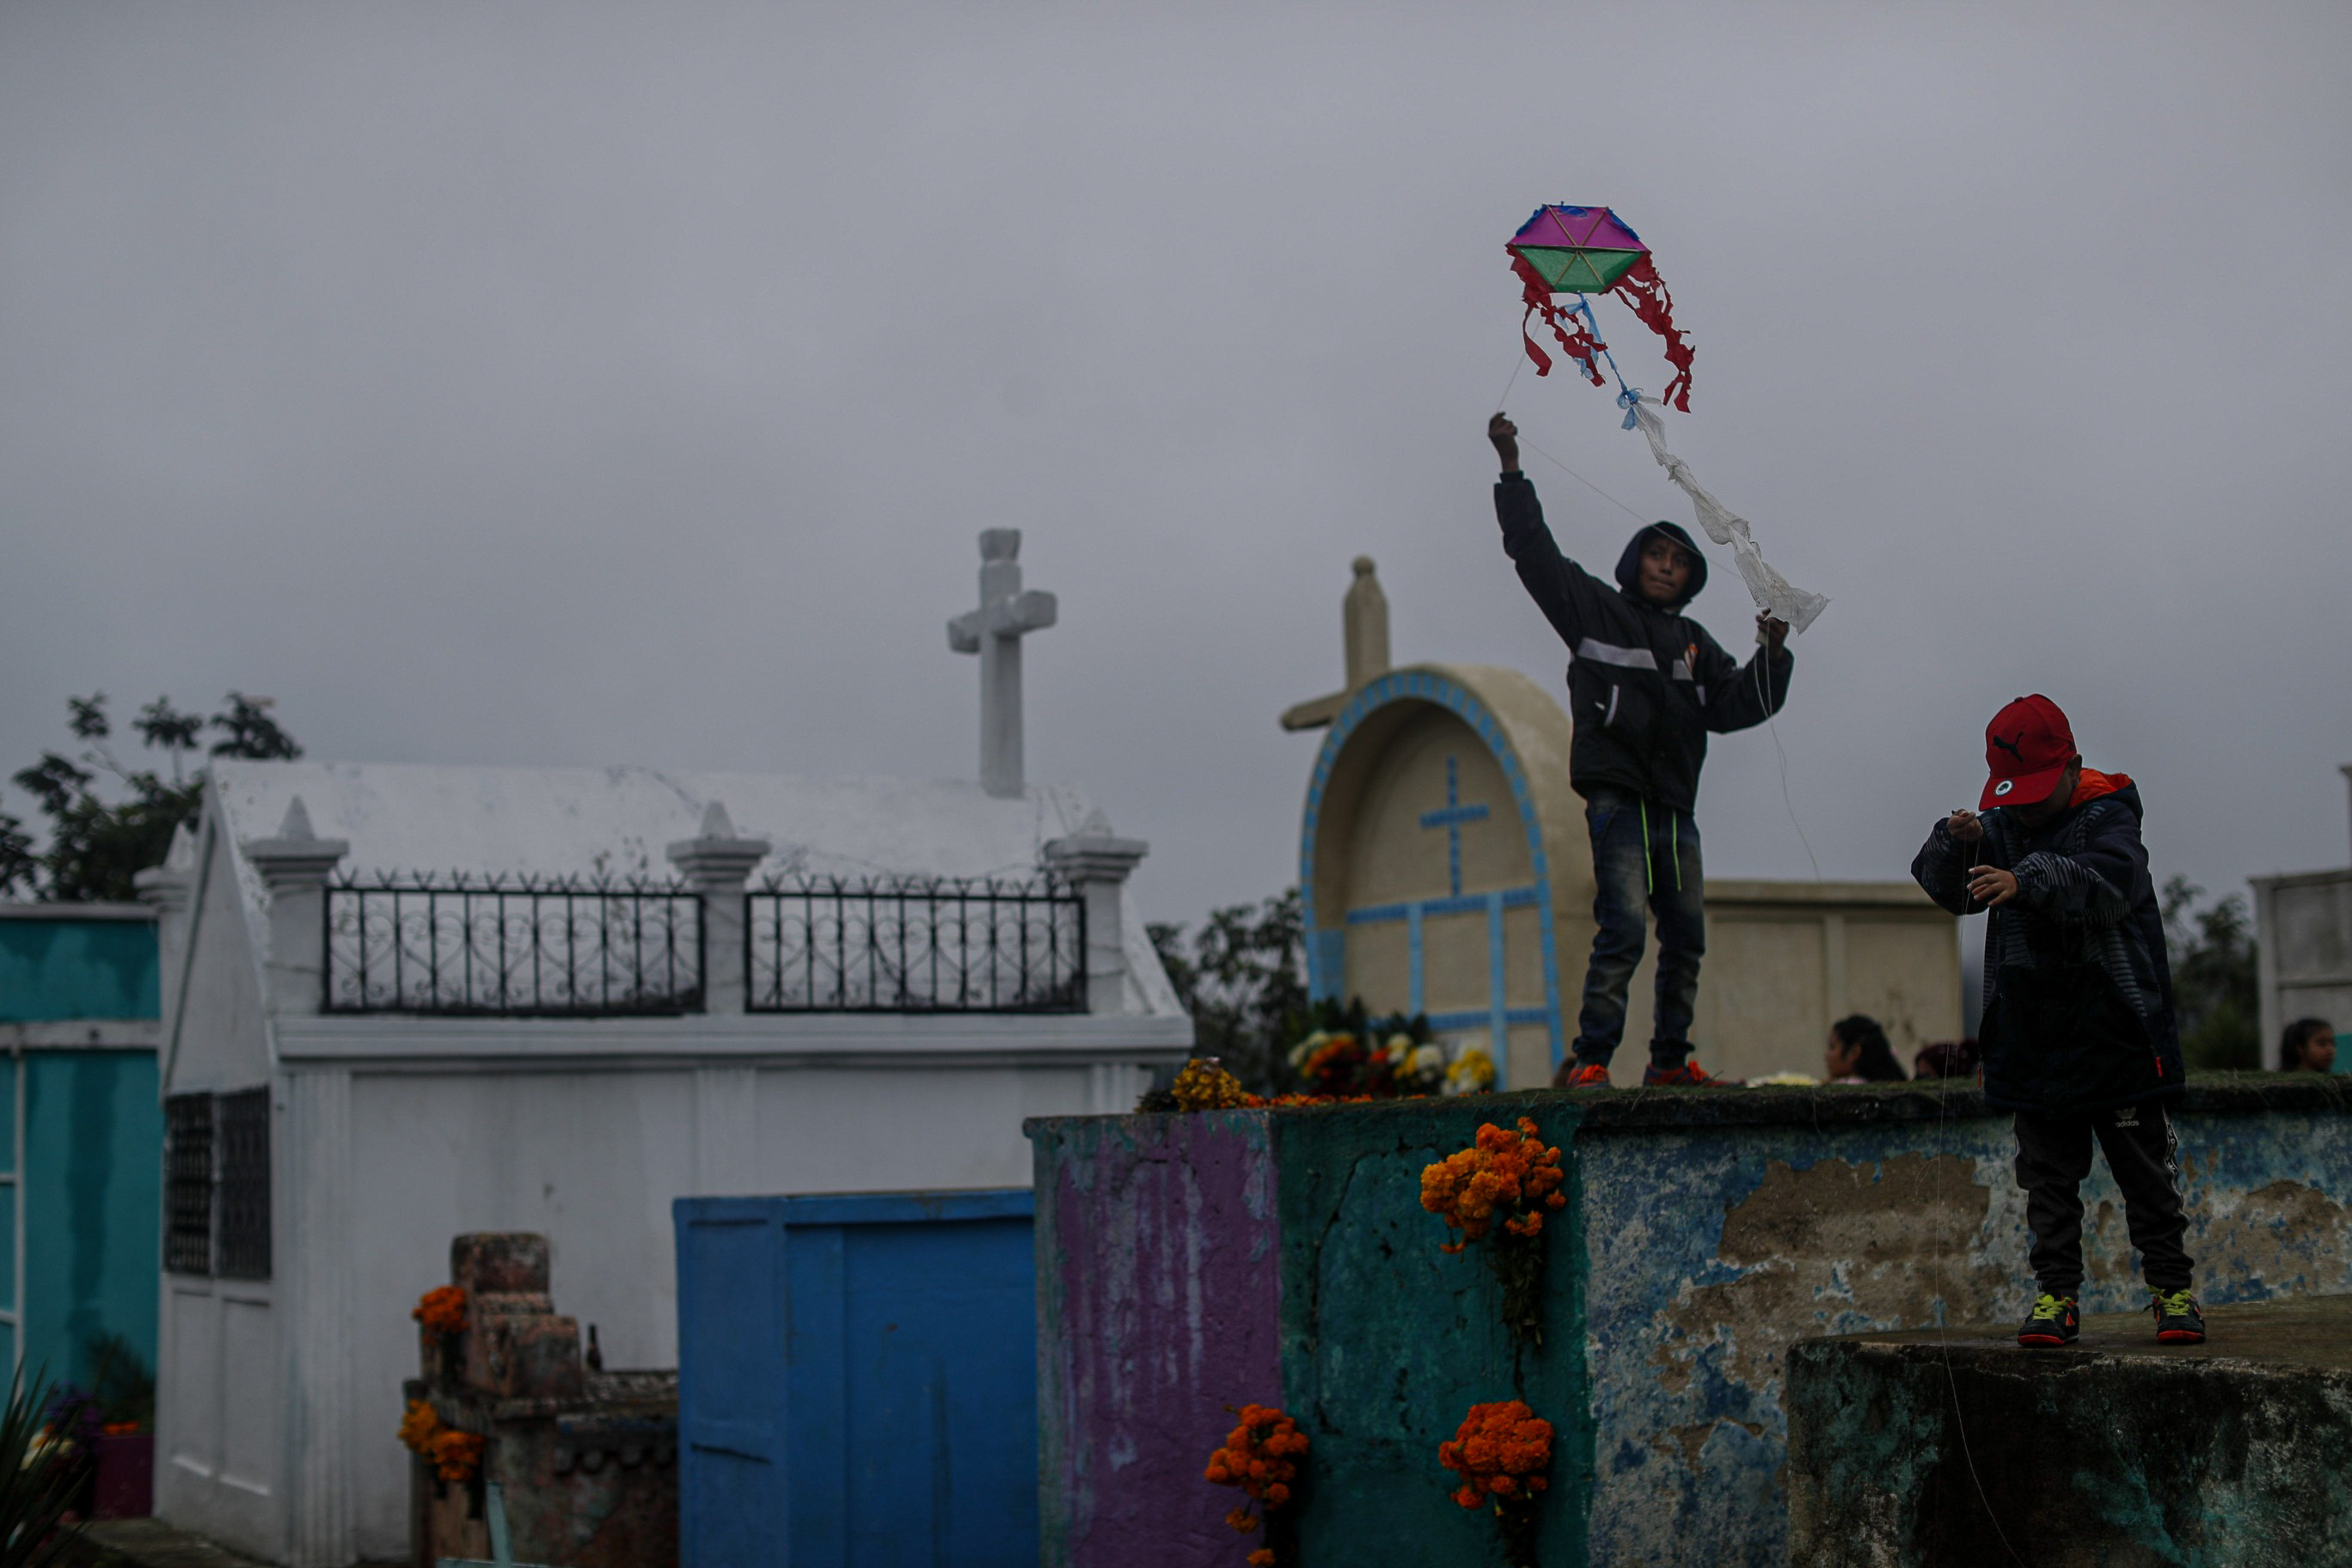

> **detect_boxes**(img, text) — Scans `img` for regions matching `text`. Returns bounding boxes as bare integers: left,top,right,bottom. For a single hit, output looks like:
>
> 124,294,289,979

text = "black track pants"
2012,1102,2192,1297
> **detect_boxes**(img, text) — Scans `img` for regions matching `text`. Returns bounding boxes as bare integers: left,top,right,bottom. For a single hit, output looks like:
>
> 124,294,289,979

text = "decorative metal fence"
215,1087,272,1279
324,873,706,1016
746,873,1087,1014
163,1093,213,1276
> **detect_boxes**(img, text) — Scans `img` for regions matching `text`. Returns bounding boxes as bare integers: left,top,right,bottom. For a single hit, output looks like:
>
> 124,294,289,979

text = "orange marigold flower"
1204,1403,1308,1559
412,1285,468,1337
1248,1552,1276,1568
1437,1400,1553,1510
428,1428,485,1484
396,1399,441,1455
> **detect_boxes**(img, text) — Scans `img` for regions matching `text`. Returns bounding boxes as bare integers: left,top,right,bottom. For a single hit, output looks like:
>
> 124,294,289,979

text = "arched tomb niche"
1301,665,1613,1088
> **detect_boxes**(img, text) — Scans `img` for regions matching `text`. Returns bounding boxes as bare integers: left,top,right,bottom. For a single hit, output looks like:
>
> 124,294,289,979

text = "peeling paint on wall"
1032,1080,2352,1568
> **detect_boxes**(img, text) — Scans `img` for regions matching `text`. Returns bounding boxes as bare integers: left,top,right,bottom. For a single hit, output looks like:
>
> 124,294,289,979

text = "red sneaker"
1556,1062,1614,1089
1643,1059,1737,1087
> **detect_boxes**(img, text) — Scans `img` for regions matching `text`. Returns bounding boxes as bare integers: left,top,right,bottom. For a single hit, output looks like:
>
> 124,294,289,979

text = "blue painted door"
676,1190,1038,1568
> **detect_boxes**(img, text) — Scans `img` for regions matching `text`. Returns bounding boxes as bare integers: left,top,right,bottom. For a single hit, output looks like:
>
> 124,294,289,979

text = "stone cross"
1280,555,1392,732
948,529,1057,798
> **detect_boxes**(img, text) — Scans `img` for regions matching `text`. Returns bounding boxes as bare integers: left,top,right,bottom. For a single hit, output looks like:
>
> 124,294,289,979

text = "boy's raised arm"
1488,413,1596,648
1696,616,1793,733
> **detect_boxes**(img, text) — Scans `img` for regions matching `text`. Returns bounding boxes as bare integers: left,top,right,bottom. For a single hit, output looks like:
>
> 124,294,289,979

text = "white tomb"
141,532,1190,1565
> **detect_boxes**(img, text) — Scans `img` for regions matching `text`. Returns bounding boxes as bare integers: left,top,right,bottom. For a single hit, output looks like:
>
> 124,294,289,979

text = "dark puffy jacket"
1493,473,1792,810
1911,779,2184,1115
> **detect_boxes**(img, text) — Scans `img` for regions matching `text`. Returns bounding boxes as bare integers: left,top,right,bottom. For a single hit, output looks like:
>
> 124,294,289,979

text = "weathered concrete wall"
1033,1111,1283,1567
1032,1076,2352,1568
1786,1295,2352,1567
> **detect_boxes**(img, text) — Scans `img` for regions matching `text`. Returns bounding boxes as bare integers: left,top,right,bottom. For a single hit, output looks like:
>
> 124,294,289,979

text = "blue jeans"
1573,787,1706,1070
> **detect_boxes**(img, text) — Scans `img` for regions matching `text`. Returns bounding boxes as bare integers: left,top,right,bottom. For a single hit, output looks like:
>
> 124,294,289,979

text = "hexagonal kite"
1505,204,1694,412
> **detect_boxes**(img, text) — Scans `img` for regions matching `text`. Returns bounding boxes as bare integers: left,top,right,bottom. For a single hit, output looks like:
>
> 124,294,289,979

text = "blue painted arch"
1299,668,1566,1069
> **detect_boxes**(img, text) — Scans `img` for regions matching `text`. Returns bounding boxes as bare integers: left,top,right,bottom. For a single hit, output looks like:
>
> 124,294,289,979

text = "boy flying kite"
1912,695,2202,1347
1485,413,1792,1088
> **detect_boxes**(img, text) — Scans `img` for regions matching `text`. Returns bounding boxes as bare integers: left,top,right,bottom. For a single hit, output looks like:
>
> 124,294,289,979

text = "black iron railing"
163,1093,214,1276
324,873,706,1016
215,1088,272,1279
746,872,1087,1014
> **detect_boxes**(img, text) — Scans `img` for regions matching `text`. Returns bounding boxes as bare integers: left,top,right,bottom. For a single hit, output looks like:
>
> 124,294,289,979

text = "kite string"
1496,351,1526,415
1516,432,1646,525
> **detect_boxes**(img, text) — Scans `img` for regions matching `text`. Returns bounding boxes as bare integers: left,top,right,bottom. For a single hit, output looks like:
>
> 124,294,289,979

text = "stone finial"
242,794,349,891
135,821,199,911
1282,554,1392,732
665,799,772,888
981,528,1020,563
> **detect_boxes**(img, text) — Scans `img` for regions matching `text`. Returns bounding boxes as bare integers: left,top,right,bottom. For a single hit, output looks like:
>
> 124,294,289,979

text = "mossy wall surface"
1787,1296,2352,1567
1031,1078,2352,1568
1272,1099,1591,1568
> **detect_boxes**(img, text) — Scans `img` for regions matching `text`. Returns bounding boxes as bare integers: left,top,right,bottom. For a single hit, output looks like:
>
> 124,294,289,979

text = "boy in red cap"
1912,695,2202,1346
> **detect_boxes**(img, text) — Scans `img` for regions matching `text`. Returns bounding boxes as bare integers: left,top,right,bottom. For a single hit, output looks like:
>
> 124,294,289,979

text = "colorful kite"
1505,204,1694,411
1504,202,1827,632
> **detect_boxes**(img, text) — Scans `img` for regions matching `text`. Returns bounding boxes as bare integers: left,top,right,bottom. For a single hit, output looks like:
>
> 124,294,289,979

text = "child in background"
1912,694,2202,1347
2280,1017,2337,1073
1822,1014,1908,1083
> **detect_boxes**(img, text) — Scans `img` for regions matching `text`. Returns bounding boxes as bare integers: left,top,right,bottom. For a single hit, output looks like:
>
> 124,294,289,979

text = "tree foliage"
2162,873,2259,1073
1147,888,1308,1093
1,692,301,903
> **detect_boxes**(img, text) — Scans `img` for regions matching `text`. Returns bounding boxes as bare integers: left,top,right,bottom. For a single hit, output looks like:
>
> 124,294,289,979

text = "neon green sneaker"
2017,1293,2079,1347
2151,1288,2206,1344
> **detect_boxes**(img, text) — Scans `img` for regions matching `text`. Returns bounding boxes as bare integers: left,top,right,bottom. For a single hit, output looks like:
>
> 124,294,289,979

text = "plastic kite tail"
1505,204,1694,411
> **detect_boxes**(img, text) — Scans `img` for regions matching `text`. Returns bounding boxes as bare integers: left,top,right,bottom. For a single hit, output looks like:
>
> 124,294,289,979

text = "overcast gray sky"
5,2,2349,929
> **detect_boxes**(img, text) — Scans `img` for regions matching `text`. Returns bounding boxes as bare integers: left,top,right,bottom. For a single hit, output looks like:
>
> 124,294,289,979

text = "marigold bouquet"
1169,1058,1253,1111
412,1284,468,1337
1439,1400,1553,1567
1421,1118,1566,1347
1420,1118,1566,1253
397,1399,487,1484
1204,1403,1308,1567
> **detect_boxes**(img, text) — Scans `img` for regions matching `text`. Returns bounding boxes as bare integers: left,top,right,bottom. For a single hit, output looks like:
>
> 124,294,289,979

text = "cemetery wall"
0,903,162,1394
1029,1076,2352,1567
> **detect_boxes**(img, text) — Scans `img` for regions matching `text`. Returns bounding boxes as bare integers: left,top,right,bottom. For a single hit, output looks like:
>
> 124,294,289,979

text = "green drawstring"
1638,799,1684,895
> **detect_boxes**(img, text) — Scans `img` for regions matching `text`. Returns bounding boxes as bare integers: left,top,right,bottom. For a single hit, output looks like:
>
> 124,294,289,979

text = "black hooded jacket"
1493,472,1792,810
1912,780,2184,1115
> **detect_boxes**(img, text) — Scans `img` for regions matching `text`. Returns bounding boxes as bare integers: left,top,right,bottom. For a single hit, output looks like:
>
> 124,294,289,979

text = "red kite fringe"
1609,254,1694,411
1510,254,1608,387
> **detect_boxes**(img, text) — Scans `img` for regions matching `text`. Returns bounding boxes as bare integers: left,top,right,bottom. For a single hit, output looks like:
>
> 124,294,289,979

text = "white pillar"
280,1068,352,1568
242,798,348,1017
948,529,1057,799
665,801,772,1014
1044,809,1149,1014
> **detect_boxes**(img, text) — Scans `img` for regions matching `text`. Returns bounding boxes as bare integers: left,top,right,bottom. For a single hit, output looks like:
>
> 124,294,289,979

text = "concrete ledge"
1786,1294,2352,1567
1026,1072,2352,1140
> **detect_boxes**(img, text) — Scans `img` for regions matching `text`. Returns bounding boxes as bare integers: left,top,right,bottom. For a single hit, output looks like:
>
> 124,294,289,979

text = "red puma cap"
1981,695,2076,812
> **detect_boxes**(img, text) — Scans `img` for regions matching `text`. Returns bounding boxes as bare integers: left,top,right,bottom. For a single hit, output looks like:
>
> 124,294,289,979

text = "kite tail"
1611,254,1694,411
1510,254,1608,387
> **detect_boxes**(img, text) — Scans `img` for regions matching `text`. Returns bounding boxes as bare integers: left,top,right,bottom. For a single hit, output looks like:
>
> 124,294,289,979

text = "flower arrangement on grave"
1445,1047,1498,1095
1282,1000,1454,1099
1169,1058,1254,1112
1420,1118,1566,1347
398,1399,487,1484
1204,1403,1308,1567
413,1284,468,1338
1439,1400,1553,1568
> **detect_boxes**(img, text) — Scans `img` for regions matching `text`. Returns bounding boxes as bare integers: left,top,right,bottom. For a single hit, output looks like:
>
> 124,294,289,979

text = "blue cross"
1418,756,1491,897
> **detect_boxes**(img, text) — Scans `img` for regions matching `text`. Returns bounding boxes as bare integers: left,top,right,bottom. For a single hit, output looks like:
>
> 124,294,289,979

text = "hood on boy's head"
1614,520,1708,607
